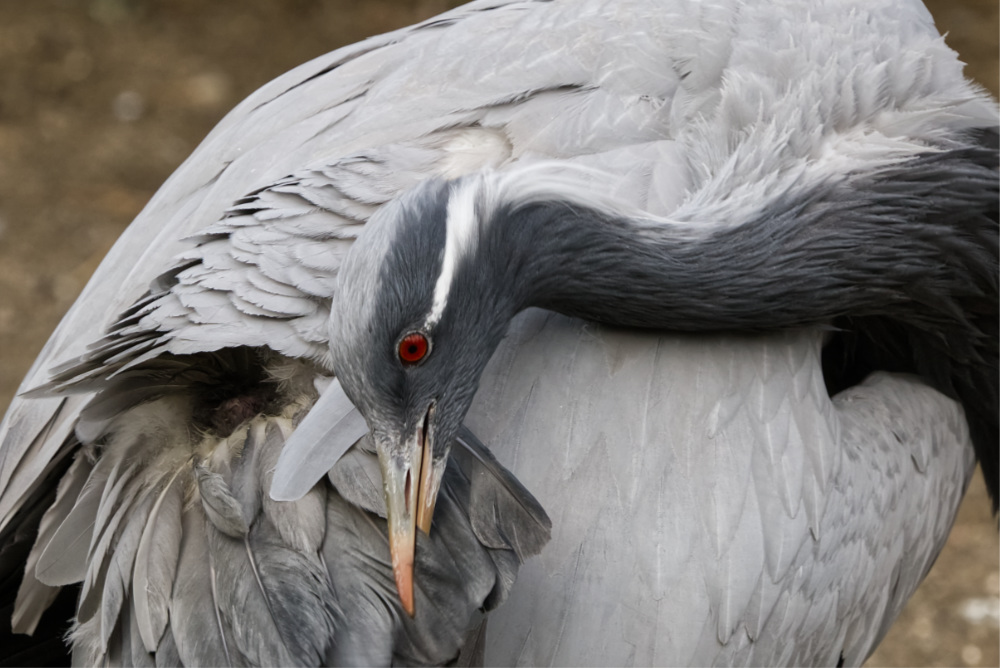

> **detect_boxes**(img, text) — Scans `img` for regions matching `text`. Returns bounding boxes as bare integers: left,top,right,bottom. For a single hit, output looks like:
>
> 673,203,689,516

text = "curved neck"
487,149,997,334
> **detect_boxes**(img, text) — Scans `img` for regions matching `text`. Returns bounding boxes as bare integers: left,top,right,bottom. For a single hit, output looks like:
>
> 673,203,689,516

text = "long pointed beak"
376,404,447,617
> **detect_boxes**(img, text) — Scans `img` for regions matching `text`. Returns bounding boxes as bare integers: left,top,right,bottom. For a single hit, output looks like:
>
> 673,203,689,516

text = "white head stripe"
426,179,484,328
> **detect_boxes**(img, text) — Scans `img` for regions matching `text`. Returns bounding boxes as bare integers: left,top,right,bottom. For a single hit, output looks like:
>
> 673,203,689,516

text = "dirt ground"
0,1,996,666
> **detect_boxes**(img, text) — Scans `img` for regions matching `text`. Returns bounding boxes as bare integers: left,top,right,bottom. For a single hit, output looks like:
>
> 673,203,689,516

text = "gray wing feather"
12,449,92,633
234,423,336,665
76,462,141,627
0,396,82,531
132,470,184,653
270,377,367,502
34,456,110,587
166,510,234,668
452,428,551,561
326,438,386,517
202,520,297,666
194,463,250,539
255,422,329,555
196,421,329,666
98,492,154,654
153,626,180,668
127,603,156,668
319,493,396,666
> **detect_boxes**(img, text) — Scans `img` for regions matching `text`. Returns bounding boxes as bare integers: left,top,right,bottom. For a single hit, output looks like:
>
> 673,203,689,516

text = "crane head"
329,176,516,616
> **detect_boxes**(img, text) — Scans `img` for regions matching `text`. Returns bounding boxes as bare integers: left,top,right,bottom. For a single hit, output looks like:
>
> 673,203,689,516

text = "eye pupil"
398,332,429,364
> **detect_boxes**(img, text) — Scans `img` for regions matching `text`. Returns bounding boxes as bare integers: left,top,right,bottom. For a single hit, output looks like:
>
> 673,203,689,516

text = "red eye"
398,332,430,365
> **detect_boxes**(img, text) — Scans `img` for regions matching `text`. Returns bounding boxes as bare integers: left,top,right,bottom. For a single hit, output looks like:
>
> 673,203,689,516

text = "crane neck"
479,151,997,335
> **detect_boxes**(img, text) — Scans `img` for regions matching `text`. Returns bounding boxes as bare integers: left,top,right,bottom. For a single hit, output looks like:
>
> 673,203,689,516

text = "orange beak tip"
396,568,415,617
390,536,416,617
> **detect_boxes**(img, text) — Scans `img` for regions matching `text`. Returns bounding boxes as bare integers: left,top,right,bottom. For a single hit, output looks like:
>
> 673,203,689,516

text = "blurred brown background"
0,1,996,665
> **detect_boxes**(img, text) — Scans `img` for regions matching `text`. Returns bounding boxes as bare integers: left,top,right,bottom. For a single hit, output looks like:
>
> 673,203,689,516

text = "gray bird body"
0,0,997,666
470,318,974,665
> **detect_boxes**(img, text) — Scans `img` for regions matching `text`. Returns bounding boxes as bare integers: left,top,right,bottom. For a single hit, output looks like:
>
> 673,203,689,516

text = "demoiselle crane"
0,0,997,665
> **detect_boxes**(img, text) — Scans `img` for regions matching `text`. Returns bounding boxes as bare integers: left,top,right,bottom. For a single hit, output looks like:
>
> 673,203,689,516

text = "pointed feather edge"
133,467,185,652
270,377,367,501
455,427,551,534
12,449,94,633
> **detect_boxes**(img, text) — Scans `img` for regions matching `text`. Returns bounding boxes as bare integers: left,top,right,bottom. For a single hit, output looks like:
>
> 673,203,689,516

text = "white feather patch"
426,178,492,328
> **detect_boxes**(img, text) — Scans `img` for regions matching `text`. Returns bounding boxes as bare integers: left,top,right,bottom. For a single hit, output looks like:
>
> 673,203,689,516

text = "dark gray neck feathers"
484,146,998,338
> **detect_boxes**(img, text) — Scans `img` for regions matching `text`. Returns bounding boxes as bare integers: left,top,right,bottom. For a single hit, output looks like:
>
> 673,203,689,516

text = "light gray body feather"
470,312,973,665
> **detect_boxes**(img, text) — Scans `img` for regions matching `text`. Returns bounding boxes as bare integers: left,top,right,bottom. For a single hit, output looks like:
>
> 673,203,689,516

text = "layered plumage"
4,351,549,665
0,0,997,665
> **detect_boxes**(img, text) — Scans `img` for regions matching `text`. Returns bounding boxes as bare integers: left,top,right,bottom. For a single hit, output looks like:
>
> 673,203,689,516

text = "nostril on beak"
404,470,412,514
420,405,431,443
